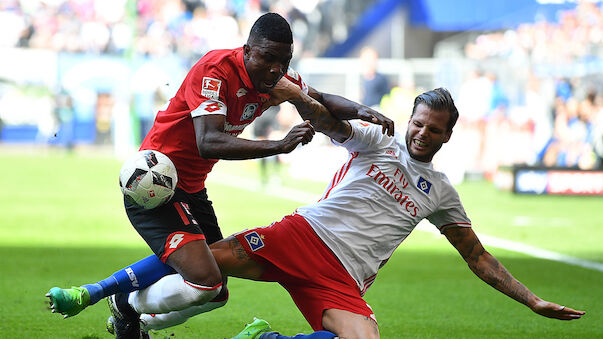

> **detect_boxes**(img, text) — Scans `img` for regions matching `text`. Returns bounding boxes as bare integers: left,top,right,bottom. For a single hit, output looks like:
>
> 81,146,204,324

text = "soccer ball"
119,150,178,209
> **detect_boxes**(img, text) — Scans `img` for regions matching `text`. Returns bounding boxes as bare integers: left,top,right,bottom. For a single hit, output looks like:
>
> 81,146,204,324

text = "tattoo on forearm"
447,228,534,306
470,250,533,305
292,96,347,138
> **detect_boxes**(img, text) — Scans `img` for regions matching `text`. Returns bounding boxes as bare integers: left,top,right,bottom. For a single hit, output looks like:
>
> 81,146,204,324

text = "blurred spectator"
55,88,75,151
359,46,390,109
95,92,114,145
252,106,282,186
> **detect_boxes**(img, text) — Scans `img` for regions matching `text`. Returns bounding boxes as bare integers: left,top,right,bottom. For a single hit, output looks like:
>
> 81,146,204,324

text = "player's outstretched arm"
443,226,585,320
307,86,394,137
193,114,314,159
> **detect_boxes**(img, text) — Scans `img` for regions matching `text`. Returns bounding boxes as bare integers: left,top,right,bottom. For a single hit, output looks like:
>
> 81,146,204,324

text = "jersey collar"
235,47,253,89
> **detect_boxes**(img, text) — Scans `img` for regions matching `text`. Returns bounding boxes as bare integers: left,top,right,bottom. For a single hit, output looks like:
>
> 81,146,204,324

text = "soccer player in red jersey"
46,12,393,338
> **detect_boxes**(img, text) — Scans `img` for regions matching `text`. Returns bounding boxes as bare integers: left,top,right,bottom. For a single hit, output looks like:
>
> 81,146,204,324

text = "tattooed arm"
264,77,352,142
443,226,585,320
307,85,394,138
288,89,352,143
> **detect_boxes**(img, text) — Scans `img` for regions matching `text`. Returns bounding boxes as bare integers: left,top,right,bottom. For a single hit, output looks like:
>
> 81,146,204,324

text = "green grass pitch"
1,151,601,338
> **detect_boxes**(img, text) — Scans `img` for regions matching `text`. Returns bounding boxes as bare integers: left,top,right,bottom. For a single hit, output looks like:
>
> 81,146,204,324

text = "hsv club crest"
244,231,264,251
417,176,432,194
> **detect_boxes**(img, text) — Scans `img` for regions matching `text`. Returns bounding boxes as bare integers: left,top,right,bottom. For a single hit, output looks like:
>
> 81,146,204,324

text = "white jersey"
296,121,471,295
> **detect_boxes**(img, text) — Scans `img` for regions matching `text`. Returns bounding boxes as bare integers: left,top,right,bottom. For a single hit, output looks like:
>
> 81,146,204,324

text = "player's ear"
443,129,452,143
243,44,251,57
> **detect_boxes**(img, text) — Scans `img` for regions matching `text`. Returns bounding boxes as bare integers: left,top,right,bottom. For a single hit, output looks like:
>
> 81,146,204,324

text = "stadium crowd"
0,0,370,60
458,1,603,173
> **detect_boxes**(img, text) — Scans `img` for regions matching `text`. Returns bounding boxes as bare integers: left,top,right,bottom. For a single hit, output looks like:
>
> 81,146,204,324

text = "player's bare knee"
323,309,379,339
184,266,222,287
167,243,223,286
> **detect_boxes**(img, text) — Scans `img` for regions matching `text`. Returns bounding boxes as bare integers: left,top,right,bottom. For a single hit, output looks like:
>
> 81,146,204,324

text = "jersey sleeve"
427,175,472,232
185,63,228,118
284,67,309,95
332,120,392,153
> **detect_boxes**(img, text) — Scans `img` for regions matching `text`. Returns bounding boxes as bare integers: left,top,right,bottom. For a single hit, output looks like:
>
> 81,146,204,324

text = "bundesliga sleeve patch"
201,77,221,100
191,99,227,117
244,231,265,251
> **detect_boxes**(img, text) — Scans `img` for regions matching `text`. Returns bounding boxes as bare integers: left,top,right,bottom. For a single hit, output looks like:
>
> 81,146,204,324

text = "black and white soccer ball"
119,150,178,209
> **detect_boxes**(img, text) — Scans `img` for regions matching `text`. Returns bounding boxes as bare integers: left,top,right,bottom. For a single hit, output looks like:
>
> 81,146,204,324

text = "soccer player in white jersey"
213,86,584,338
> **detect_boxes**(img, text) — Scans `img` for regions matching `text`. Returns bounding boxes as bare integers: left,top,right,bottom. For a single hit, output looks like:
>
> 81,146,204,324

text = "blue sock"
259,331,337,339
82,255,176,304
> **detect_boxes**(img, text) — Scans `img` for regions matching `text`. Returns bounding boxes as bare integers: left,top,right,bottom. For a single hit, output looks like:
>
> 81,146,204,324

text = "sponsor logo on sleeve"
201,77,221,100
241,103,258,120
190,99,227,117
417,176,432,194
244,231,264,251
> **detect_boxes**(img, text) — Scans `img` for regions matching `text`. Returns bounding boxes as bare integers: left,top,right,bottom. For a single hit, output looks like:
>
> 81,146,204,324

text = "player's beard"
405,129,441,163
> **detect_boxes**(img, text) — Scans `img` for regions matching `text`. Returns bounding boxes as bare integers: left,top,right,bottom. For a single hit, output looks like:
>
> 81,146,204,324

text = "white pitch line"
415,223,603,272
208,173,603,273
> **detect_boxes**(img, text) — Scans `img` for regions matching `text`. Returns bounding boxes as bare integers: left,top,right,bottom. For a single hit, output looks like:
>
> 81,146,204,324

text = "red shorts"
234,214,375,331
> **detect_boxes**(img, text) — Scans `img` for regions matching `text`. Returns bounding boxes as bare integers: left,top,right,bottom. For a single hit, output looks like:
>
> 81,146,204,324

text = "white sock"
128,274,221,314
140,298,228,331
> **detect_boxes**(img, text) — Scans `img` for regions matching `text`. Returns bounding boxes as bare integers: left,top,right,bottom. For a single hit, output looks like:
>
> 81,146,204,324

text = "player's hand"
357,106,394,136
530,299,585,320
262,77,302,111
279,120,315,153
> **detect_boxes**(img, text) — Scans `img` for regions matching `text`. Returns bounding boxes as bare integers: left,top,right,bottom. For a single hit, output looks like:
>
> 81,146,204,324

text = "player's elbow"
197,143,213,159
196,132,222,159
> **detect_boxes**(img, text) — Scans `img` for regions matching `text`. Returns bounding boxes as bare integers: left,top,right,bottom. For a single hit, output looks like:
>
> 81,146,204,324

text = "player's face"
405,103,452,162
244,38,293,94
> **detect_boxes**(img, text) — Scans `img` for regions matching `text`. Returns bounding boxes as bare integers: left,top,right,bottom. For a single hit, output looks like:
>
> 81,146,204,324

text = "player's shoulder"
192,47,242,76
338,120,394,150
350,120,391,140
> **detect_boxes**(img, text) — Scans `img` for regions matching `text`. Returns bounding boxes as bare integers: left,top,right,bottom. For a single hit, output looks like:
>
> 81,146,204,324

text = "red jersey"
140,47,307,193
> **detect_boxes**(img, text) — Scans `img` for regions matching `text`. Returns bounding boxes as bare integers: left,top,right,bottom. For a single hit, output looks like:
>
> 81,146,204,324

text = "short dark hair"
248,13,293,45
412,88,459,131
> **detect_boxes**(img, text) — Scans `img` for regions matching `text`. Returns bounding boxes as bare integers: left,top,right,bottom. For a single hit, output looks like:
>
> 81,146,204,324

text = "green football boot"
46,286,91,318
231,318,273,339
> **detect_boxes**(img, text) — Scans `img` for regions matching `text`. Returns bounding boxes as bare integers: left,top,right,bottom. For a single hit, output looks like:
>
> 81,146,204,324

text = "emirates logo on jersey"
241,103,258,120
365,164,418,217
